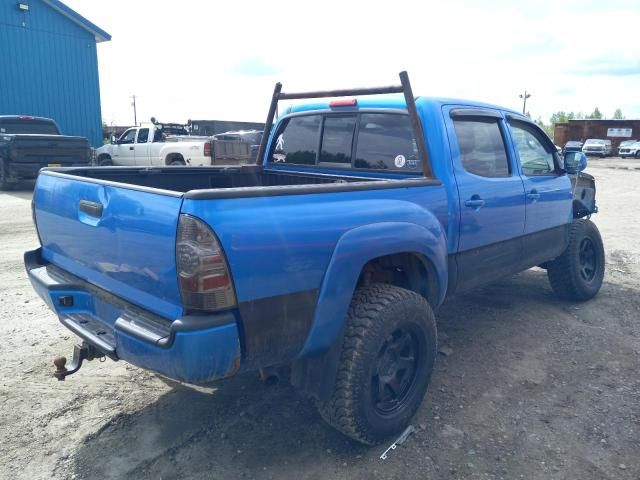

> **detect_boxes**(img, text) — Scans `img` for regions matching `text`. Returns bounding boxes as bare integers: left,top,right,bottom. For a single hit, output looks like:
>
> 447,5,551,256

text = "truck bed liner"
41,165,440,199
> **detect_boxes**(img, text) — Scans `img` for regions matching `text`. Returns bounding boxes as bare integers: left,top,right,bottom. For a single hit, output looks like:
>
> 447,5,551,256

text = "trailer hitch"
53,342,105,381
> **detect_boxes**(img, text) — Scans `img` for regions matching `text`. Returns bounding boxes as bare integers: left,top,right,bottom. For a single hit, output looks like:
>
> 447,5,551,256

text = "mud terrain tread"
547,219,605,301
318,283,435,445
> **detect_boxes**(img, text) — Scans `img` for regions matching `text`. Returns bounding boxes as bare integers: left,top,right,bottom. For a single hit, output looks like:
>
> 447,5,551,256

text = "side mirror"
111,135,118,144
564,151,588,174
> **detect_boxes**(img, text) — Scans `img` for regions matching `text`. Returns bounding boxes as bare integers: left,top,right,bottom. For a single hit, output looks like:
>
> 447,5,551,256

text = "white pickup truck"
95,123,212,166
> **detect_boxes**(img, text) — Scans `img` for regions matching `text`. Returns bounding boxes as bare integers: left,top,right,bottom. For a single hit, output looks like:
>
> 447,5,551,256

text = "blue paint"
0,0,110,146
300,221,449,356
26,260,240,383
29,94,578,383
116,324,241,384
35,173,184,319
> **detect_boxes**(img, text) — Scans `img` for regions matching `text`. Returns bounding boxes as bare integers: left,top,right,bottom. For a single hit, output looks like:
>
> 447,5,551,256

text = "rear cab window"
0,118,59,135
269,112,421,174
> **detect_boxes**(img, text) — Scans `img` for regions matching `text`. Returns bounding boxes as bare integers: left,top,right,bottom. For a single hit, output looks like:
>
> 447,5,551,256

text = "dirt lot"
1,159,638,480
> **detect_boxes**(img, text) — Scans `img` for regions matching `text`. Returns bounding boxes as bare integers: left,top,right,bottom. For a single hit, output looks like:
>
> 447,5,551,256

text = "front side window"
510,122,556,176
320,115,356,164
136,128,149,143
453,119,510,177
355,114,420,171
272,115,321,165
119,129,136,144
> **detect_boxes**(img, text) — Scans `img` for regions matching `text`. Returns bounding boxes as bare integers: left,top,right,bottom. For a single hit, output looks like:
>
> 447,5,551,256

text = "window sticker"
394,154,406,168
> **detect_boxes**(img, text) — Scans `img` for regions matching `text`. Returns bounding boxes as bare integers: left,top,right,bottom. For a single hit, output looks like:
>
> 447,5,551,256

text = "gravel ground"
0,159,638,479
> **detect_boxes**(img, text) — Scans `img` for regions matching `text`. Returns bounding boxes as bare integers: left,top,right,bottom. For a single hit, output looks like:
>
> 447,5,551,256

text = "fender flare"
299,221,448,357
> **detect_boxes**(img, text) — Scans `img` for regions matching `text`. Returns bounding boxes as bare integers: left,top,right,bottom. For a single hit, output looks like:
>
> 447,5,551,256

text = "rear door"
444,107,526,291
34,172,184,319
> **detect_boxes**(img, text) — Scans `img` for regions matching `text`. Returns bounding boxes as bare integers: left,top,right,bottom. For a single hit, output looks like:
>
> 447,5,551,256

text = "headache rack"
255,71,433,178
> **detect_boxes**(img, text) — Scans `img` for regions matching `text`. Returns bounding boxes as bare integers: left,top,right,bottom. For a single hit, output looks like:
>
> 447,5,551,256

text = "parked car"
582,138,611,157
563,140,583,156
618,139,640,158
95,123,213,166
0,115,90,190
25,72,603,445
212,130,264,163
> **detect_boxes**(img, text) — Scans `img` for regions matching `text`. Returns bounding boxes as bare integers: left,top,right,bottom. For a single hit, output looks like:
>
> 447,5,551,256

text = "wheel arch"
164,152,185,165
299,221,448,358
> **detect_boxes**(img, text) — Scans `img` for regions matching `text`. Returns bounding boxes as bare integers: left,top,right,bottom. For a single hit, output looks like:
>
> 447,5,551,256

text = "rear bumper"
25,248,241,383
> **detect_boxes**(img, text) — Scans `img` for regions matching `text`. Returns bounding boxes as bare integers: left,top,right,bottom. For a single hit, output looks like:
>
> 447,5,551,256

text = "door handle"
527,189,541,200
464,196,485,209
129,146,134,150
79,200,103,218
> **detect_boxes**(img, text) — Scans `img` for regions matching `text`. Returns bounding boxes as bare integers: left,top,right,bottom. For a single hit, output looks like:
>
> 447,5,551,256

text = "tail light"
176,214,236,311
204,141,212,157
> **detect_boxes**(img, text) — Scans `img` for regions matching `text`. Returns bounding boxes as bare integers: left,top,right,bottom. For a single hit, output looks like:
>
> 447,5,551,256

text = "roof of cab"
286,95,524,118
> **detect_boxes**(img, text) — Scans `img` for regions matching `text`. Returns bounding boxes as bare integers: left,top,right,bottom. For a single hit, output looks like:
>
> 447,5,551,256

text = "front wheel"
547,219,605,301
318,283,437,445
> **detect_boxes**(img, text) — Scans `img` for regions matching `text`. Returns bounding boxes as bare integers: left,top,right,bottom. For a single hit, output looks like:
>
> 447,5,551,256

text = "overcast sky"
64,0,640,126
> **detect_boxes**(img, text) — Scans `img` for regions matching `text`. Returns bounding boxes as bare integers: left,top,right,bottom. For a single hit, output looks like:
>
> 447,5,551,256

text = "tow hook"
53,342,105,381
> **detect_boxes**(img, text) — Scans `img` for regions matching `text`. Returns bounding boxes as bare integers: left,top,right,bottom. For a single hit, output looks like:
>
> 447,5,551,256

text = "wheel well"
356,252,439,307
291,252,440,402
165,153,185,165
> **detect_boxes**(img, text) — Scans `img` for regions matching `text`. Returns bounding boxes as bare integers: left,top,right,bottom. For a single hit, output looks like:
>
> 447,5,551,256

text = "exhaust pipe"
259,366,279,386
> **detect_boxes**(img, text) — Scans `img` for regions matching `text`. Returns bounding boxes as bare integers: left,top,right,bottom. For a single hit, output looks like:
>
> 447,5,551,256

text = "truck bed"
42,165,438,198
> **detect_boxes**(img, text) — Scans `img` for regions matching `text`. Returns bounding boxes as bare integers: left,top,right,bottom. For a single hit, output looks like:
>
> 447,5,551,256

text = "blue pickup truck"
25,72,603,445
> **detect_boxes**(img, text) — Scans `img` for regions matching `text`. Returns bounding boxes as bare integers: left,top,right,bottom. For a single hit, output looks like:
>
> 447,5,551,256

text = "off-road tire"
318,283,437,445
547,219,604,301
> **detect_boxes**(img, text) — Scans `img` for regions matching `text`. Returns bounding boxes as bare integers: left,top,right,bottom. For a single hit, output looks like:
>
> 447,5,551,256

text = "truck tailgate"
34,172,184,319
9,134,89,165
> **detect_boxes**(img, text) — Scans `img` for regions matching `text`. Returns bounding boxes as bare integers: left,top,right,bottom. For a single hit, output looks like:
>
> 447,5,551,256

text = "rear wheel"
169,157,185,166
318,283,437,445
0,158,12,191
97,155,112,166
547,219,605,301
635,151,640,159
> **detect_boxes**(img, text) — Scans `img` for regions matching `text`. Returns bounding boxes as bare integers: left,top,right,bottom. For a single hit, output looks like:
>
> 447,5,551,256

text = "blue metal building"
0,0,110,146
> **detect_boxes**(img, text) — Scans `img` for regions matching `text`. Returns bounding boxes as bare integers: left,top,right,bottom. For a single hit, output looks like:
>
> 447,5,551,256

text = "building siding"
0,0,104,145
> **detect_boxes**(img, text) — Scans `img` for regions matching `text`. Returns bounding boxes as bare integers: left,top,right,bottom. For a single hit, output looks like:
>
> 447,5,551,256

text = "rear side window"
136,128,149,143
355,114,420,171
272,115,321,165
453,119,510,177
320,115,356,164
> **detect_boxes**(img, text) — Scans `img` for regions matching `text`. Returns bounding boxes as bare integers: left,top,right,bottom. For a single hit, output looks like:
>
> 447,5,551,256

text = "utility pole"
519,91,531,115
131,95,137,126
